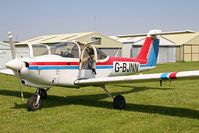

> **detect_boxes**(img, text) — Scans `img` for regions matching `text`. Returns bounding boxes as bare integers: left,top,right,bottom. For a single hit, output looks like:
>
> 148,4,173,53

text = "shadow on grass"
113,85,173,93
0,88,198,120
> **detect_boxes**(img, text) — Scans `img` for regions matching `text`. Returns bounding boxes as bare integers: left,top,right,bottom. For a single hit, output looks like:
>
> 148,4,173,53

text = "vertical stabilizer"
136,30,161,66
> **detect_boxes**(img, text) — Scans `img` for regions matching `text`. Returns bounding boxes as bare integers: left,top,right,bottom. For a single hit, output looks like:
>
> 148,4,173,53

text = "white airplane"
1,30,199,111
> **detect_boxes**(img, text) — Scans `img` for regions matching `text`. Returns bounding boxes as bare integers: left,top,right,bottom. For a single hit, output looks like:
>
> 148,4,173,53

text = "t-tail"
136,30,161,67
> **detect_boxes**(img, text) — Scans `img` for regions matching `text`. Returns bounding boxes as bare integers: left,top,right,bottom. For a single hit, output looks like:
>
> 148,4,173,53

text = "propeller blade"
7,32,24,101
8,32,16,59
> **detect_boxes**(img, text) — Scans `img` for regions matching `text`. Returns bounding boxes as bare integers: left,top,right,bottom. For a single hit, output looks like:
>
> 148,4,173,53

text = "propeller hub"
5,59,24,71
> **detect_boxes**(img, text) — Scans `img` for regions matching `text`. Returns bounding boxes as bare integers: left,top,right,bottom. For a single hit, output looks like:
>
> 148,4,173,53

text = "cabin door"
79,45,97,79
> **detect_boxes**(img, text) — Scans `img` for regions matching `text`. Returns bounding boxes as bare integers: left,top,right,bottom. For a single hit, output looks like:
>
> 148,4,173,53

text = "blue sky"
0,0,199,41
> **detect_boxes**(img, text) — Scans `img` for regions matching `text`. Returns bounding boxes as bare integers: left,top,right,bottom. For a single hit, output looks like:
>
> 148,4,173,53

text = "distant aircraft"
1,30,199,111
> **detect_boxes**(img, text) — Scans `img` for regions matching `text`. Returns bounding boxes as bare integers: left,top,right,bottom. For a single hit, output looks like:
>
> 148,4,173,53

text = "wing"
74,70,199,86
0,69,14,75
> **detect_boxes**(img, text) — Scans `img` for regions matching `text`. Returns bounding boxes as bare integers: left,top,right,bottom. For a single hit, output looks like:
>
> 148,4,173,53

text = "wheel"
113,95,126,109
27,95,42,111
37,88,47,99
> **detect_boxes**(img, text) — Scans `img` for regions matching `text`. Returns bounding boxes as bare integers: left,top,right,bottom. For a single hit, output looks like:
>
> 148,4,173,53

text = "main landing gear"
101,86,126,109
27,87,125,111
27,88,49,111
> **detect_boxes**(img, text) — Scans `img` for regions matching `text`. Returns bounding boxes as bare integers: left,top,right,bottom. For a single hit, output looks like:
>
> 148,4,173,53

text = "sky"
0,0,199,41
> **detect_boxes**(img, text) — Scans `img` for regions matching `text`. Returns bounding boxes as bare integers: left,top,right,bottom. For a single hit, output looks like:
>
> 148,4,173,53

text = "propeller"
8,32,24,101
8,32,16,59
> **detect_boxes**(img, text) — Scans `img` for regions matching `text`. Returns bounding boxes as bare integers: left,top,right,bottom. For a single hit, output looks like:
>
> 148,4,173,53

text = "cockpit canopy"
22,41,107,60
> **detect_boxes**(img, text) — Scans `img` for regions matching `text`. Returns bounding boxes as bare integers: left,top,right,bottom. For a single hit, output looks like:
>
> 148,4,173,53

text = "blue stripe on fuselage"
28,65,152,70
28,65,113,70
28,66,79,70
96,66,113,69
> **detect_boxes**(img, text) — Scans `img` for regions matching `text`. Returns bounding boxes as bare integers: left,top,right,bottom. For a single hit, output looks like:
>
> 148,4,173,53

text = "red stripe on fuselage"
28,56,148,66
101,57,147,64
29,62,79,66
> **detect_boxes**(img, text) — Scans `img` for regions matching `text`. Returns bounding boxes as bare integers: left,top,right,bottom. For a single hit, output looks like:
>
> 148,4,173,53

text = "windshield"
50,42,80,58
32,44,49,57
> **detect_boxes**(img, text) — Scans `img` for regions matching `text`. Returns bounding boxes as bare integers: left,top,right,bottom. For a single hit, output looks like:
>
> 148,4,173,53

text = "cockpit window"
50,42,79,58
32,44,49,57
96,48,107,60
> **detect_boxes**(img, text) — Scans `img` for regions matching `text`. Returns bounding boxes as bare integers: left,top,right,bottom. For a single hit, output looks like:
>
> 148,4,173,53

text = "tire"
113,95,126,109
27,95,42,111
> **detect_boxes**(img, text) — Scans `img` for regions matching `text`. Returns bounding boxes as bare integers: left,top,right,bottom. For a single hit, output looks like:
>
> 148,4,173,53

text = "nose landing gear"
27,94,42,111
27,88,48,111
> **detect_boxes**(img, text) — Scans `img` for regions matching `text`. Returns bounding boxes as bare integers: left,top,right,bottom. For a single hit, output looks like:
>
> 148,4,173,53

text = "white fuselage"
15,55,153,88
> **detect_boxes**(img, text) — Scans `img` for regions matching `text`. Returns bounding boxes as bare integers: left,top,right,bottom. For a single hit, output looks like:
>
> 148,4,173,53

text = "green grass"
0,62,199,133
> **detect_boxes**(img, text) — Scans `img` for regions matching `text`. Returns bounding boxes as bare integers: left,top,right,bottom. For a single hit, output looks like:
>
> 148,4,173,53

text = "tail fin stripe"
137,37,153,60
145,38,159,66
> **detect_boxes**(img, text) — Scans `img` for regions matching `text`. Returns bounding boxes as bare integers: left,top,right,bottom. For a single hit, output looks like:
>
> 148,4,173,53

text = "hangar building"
113,30,199,63
112,36,177,64
162,32,199,61
0,42,12,69
17,32,122,58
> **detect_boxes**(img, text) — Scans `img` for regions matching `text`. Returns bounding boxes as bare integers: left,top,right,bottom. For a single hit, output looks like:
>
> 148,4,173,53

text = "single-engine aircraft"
1,30,199,111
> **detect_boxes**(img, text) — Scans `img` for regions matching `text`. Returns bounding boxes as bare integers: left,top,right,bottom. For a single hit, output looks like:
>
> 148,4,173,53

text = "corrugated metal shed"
186,33,199,44
17,32,122,57
111,35,177,63
0,41,9,49
19,32,91,44
0,42,12,69
114,31,199,62
162,32,199,61
18,32,122,48
162,33,198,45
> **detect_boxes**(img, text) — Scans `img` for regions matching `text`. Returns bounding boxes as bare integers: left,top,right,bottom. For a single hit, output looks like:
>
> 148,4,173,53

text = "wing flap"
74,70,199,86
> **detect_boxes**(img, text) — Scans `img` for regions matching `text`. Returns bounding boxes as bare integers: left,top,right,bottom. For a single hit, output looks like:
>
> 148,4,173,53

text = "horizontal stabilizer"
117,30,194,38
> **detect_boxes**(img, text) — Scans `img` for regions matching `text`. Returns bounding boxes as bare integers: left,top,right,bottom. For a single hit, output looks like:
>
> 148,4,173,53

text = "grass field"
0,62,199,133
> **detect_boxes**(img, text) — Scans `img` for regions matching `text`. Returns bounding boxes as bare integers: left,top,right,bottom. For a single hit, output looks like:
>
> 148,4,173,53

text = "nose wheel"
27,88,48,111
27,94,42,111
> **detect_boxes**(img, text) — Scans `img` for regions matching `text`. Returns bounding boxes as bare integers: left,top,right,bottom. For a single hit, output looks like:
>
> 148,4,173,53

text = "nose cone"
5,59,24,71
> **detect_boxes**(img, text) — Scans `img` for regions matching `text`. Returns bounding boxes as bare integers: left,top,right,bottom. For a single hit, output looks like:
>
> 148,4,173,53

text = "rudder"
136,30,161,67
